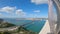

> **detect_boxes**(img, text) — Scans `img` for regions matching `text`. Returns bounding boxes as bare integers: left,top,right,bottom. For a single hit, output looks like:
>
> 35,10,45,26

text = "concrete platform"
39,20,50,34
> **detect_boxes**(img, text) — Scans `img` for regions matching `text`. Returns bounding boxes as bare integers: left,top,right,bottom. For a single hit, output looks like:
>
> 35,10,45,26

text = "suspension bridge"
0,19,35,32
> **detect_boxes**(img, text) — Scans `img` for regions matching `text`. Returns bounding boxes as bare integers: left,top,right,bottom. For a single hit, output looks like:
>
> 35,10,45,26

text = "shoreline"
39,20,50,34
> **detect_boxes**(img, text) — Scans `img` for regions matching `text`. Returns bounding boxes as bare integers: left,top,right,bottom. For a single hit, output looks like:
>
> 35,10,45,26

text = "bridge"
48,0,60,34
0,20,35,32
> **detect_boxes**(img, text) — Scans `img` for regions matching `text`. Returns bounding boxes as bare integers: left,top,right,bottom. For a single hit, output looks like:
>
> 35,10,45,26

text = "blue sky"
0,0,49,18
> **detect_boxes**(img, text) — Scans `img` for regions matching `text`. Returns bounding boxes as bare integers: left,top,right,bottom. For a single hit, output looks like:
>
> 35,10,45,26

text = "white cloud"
31,0,48,4
16,9,26,16
0,6,26,17
0,6,16,13
34,10,40,13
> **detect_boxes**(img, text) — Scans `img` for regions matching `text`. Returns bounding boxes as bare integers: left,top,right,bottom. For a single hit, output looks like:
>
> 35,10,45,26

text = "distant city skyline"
0,0,55,18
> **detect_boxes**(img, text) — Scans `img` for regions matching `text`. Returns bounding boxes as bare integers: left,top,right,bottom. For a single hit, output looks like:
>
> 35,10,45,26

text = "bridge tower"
48,0,55,34
48,0,60,34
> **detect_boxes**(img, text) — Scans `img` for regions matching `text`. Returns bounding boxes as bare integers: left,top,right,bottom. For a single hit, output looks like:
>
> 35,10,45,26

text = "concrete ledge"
47,33,54,34
39,20,50,34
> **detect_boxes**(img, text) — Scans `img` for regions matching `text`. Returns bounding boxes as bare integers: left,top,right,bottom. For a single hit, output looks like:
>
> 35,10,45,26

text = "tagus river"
4,18,46,33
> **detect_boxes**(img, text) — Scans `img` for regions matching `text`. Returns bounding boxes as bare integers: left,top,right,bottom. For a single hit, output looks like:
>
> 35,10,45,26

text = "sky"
0,0,49,18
